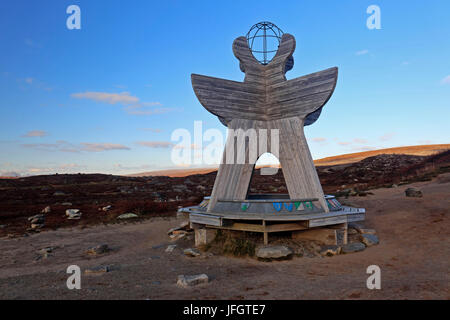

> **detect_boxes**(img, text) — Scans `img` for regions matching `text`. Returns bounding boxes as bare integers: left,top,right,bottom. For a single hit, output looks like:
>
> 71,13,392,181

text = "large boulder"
256,246,293,260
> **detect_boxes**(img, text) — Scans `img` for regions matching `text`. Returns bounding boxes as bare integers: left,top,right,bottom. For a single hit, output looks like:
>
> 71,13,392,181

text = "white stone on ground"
177,274,209,288
256,246,293,259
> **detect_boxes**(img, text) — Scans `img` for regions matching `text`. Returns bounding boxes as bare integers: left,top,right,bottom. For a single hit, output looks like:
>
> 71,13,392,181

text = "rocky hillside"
0,150,448,236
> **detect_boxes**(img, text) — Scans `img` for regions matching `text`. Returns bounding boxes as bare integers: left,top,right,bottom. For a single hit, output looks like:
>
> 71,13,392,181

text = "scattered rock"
170,232,187,241
117,213,138,219
85,265,110,274
38,247,54,254
356,228,377,235
320,245,341,257
28,214,45,222
165,244,177,253
173,184,188,192
177,274,209,288
53,191,65,196
256,246,293,260
66,209,82,220
30,215,45,225
0,224,6,229
61,202,73,206
360,234,379,247
405,187,423,198
347,228,358,235
41,206,51,214
28,214,46,229
35,247,55,260
183,248,201,257
86,244,110,255
167,221,190,235
341,242,366,254
101,205,112,212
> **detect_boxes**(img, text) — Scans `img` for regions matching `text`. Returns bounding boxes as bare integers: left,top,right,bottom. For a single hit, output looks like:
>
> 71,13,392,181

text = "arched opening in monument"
246,152,289,199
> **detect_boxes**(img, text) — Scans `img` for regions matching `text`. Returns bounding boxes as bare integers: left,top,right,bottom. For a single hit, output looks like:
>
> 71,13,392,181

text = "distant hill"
127,167,218,178
314,144,450,166
130,144,449,177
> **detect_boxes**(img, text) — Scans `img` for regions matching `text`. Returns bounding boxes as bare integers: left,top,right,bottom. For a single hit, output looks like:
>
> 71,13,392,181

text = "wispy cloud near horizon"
137,141,174,148
70,91,172,116
22,130,48,137
22,141,130,153
441,75,450,85
80,143,130,152
71,91,139,105
356,49,369,56
380,132,396,141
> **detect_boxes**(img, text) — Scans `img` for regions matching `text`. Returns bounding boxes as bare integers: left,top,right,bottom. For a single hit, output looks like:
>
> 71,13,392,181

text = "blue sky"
0,0,449,176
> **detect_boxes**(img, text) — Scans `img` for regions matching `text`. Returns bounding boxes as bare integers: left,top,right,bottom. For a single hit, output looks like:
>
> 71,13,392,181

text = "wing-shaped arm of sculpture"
267,67,338,119
191,73,265,123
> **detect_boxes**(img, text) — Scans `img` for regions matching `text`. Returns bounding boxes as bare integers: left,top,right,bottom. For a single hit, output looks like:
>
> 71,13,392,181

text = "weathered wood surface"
191,34,337,124
207,116,329,212
191,33,338,215
191,207,363,222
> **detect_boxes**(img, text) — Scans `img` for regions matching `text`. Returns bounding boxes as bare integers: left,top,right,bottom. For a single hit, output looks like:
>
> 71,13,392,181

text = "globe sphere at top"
246,21,284,65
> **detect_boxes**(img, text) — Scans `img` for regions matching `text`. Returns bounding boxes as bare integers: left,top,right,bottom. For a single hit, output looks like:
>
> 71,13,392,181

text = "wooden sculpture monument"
183,22,365,245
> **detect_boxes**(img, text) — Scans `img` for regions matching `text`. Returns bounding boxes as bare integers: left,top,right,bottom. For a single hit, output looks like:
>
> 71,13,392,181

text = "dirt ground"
0,174,449,300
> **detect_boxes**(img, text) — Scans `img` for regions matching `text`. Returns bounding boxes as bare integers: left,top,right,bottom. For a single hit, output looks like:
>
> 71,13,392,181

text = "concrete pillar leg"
194,228,216,247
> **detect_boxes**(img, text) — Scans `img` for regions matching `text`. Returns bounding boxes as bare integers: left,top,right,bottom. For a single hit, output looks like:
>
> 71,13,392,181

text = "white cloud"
80,143,130,152
312,137,327,142
356,49,369,56
71,91,172,116
24,39,42,48
441,75,450,85
379,132,396,141
71,91,139,105
125,106,174,115
22,141,130,152
140,128,162,133
0,171,20,177
23,130,48,137
350,146,377,152
137,141,173,148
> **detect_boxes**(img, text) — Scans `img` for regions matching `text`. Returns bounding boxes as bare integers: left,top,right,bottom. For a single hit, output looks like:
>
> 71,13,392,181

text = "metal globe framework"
246,21,294,72
246,21,284,65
